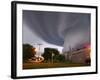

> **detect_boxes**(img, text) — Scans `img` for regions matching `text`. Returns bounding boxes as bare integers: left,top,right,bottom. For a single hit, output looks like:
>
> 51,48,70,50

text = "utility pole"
51,52,54,63
69,45,72,60
33,43,37,56
33,43,42,57
37,43,42,57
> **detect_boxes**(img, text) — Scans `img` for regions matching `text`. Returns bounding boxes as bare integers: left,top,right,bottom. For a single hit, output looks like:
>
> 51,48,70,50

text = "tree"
85,58,91,64
42,48,60,62
23,44,36,62
53,54,65,62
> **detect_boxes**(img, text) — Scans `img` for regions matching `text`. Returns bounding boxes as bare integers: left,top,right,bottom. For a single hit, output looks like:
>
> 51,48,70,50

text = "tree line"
23,44,65,63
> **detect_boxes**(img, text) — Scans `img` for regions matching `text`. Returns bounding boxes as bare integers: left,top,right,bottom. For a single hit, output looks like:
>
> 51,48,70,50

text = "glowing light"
85,44,90,49
29,56,44,63
84,44,91,59
34,48,38,52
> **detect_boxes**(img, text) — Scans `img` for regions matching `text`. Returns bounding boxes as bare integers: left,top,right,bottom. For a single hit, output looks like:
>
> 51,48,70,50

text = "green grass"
23,62,90,69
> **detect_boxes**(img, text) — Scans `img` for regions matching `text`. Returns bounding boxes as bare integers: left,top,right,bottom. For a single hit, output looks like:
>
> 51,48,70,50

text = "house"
64,47,90,64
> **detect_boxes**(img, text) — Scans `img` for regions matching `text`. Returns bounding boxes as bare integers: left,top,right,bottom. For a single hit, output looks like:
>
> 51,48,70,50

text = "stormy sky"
22,10,90,53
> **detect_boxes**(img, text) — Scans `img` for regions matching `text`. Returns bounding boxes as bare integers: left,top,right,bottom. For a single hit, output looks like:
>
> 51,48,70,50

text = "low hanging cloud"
23,10,90,51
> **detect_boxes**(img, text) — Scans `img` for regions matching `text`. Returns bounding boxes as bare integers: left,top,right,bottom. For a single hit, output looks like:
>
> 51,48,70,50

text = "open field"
23,62,90,69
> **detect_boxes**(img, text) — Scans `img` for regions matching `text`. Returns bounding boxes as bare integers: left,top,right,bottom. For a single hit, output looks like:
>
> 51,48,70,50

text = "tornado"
23,10,90,53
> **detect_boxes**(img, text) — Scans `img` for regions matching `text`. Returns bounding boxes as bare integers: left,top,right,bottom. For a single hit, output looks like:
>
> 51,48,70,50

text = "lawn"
23,62,90,69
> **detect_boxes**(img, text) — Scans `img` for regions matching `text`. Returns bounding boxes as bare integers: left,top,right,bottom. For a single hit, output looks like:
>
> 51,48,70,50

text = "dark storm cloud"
23,10,90,51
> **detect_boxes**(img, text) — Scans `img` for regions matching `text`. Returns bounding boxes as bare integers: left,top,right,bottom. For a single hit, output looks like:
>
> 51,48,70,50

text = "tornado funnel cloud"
23,10,90,52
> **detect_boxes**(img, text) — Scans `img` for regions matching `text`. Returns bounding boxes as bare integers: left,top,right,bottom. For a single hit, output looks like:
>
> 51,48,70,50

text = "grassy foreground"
23,62,90,69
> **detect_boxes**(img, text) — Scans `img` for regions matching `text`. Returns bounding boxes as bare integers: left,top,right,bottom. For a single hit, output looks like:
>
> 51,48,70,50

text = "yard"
23,62,90,69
